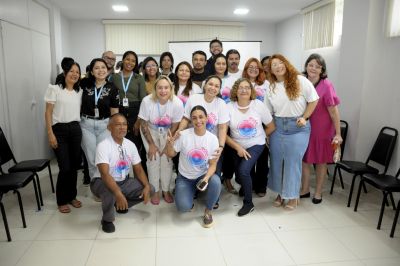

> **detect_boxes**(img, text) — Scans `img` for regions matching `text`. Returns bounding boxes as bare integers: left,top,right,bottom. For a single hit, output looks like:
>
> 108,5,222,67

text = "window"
387,0,400,37
302,0,344,49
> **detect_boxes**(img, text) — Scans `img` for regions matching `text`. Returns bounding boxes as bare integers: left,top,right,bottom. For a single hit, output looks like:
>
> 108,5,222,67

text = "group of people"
44,38,341,233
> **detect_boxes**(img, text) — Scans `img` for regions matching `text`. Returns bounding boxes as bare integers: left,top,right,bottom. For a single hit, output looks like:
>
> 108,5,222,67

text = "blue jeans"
233,144,265,205
80,117,110,179
175,173,221,211
268,117,310,199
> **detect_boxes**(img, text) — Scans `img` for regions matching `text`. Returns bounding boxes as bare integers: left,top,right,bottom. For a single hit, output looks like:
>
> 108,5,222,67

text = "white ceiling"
49,0,320,23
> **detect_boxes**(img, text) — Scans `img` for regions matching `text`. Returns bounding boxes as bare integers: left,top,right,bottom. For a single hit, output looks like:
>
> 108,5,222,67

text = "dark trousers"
222,145,235,180
233,145,265,205
52,121,82,206
251,146,270,194
120,103,147,175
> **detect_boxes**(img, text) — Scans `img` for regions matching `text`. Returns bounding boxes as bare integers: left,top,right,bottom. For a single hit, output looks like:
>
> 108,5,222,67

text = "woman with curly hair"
265,54,319,210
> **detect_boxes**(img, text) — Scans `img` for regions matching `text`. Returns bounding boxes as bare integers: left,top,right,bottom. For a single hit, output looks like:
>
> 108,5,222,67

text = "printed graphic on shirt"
115,159,129,175
187,148,208,170
154,115,172,128
178,95,188,106
221,86,231,103
255,86,265,102
237,117,258,138
206,112,218,132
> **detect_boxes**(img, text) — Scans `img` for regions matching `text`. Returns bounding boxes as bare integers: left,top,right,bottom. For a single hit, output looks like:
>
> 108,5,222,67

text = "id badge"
121,169,126,179
94,108,99,118
122,97,129,107
158,127,164,136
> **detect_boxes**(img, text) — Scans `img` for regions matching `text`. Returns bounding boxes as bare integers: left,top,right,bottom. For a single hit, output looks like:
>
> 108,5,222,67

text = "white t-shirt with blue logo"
173,128,219,179
227,99,273,149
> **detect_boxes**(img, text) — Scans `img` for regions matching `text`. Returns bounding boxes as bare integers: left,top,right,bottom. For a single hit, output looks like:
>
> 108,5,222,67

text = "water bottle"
332,140,341,163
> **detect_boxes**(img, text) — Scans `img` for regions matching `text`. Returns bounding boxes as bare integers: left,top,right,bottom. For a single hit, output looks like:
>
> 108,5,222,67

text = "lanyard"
121,72,134,95
94,83,105,107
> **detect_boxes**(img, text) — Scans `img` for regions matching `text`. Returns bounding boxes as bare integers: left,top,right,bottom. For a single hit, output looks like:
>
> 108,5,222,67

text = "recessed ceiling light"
112,5,129,12
234,8,249,15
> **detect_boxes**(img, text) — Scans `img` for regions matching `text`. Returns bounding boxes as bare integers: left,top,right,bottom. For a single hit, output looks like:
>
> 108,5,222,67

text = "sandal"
69,199,82,208
273,195,283,207
162,191,174,204
151,194,160,205
284,199,299,211
224,179,238,194
58,205,71,213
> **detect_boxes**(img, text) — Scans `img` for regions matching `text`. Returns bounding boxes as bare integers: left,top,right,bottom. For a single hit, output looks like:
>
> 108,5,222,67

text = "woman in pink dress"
301,54,342,204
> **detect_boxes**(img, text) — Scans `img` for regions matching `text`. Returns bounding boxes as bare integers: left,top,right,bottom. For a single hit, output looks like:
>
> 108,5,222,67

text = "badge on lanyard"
158,127,165,136
121,73,133,107
123,97,129,107
94,108,99,118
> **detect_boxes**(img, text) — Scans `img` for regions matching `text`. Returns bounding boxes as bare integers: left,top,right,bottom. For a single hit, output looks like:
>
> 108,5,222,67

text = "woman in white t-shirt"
138,76,184,205
178,75,229,178
166,105,221,228
44,61,83,214
265,54,319,210
226,78,275,216
173,61,202,106
213,54,237,104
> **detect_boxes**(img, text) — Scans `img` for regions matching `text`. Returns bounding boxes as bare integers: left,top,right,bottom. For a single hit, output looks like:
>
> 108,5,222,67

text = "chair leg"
390,199,400,238
353,179,364,212
330,166,338,194
48,164,55,193
15,190,26,228
0,202,11,241
35,173,44,206
347,174,358,207
362,182,368,193
389,192,396,211
377,192,388,230
338,168,345,189
32,178,41,211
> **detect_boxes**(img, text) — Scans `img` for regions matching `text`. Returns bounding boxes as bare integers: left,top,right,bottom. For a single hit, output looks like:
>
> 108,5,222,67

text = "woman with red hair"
265,54,319,210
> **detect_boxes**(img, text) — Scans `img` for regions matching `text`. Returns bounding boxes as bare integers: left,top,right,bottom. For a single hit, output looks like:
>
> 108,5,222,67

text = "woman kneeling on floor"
166,105,221,228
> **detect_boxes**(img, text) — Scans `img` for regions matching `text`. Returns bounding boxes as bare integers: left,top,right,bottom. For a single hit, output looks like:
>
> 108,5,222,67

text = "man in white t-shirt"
91,113,154,233
226,49,243,79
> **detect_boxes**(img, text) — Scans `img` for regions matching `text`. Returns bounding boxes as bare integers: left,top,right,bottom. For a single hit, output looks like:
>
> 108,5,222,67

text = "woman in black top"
80,58,119,180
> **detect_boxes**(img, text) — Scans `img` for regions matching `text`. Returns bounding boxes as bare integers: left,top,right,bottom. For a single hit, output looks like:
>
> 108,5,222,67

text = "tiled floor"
1,165,400,266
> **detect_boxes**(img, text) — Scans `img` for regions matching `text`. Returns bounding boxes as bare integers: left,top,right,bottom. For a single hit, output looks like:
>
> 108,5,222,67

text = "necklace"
237,102,251,110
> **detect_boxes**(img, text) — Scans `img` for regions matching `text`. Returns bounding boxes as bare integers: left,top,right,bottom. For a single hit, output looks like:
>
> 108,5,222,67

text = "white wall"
69,20,105,68
245,21,276,58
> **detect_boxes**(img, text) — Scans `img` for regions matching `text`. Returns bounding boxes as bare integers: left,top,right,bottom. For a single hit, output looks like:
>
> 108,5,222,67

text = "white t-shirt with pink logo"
227,99,273,149
252,80,269,103
173,128,219,179
138,95,184,131
176,83,202,106
184,94,229,136
220,75,238,104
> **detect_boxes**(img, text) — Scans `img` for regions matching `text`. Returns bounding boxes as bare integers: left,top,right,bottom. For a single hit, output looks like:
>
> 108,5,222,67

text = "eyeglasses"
239,86,251,91
271,61,284,68
145,64,158,69
103,56,116,62
248,66,259,71
307,63,322,70
118,145,125,161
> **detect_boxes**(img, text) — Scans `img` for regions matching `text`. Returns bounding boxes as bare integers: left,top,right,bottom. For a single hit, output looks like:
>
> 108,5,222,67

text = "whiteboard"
168,41,261,70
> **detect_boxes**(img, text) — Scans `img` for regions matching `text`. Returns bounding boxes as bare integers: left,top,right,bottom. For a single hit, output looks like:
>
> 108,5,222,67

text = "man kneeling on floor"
91,113,154,233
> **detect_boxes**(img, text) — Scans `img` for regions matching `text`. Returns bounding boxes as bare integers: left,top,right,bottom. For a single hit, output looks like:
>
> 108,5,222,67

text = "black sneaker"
202,213,214,228
238,203,254,217
114,204,129,214
101,220,115,233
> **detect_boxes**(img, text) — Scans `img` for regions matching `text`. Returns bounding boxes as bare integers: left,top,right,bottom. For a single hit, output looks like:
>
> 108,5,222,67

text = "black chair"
330,127,398,207
354,168,400,238
0,172,38,241
0,127,54,207
328,120,349,191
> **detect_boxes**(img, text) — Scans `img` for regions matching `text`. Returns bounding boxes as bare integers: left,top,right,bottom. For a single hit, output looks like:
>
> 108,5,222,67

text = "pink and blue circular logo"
221,87,231,103
206,113,217,131
178,95,188,106
115,159,129,175
154,115,172,128
187,148,208,168
237,117,257,137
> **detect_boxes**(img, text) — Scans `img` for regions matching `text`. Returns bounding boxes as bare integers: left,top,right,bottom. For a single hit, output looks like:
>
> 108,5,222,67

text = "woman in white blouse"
44,60,83,213
265,54,319,210
226,78,275,216
138,76,184,204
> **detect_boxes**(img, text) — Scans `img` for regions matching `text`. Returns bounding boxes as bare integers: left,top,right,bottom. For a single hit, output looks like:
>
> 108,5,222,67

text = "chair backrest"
339,120,349,161
367,127,398,174
0,127,17,171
